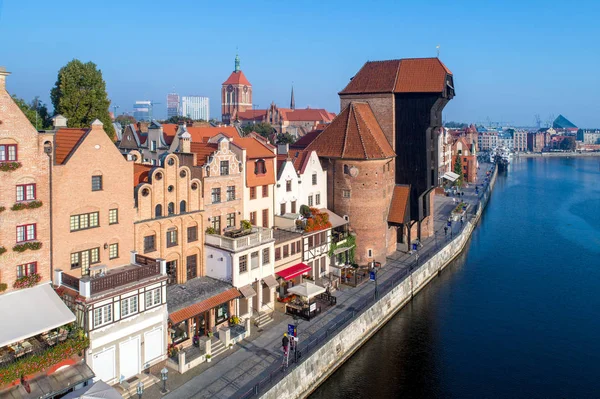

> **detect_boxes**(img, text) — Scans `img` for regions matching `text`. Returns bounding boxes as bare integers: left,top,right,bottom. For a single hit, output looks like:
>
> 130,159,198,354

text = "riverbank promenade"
139,164,496,399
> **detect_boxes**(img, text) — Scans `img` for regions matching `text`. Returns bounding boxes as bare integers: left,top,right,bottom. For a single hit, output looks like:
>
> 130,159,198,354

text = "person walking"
282,333,290,368
444,226,448,236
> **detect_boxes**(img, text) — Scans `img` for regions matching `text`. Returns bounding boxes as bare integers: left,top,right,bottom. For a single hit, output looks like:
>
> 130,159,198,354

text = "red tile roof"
54,128,89,164
169,288,240,325
235,137,276,159
222,70,252,86
162,123,178,144
339,58,452,95
290,130,321,149
187,126,240,142
388,185,410,224
284,108,335,122
190,142,219,166
305,102,395,160
237,109,267,121
134,164,153,186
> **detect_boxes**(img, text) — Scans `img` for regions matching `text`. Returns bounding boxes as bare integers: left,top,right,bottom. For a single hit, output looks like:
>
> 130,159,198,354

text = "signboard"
412,243,418,251
309,303,316,312
370,271,376,281
288,324,296,337
447,221,452,227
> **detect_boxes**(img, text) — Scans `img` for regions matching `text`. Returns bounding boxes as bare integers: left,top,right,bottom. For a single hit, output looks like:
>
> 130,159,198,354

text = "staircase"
118,372,160,398
255,311,274,329
211,339,228,359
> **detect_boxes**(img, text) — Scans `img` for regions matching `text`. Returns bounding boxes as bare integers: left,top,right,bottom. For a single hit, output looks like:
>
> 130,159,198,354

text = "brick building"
451,137,478,183
221,54,253,125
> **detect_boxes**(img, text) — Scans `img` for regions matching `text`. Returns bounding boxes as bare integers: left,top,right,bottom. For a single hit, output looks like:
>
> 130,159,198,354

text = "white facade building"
478,131,499,150
181,96,210,121
513,130,528,152
437,127,453,185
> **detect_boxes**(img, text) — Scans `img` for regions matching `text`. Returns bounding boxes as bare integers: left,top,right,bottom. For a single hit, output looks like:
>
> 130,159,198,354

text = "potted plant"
229,343,233,350
193,335,200,347
205,227,217,235
240,219,252,232
0,246,6,256
205,354,212,363
207,331,213,339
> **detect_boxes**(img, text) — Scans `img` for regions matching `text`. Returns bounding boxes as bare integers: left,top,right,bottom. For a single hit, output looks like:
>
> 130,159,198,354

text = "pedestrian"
460,216,464,226
444,226,448,236
282,333,289,354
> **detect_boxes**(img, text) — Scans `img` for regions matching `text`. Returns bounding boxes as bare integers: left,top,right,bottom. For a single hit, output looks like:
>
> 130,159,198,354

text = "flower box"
12,241,42,253
13,273,42,289
0,162,22,172
0,247,6,256
11,201,43,211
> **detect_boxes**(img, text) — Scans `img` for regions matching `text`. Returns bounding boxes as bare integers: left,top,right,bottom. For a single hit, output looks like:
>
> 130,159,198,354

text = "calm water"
311,157,600,399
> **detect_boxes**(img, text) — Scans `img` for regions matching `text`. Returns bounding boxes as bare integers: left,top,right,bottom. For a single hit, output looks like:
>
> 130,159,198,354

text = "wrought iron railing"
90,264,160,294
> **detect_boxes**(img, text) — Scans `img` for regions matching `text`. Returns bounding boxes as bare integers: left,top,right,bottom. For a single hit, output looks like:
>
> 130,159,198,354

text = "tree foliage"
50,59,115,138
276,133,296,144
163,115,194,125
453,156,464,187
445,121,468,129
11,95,52,130
559,136,576,151
115,114,136,126
242,122,274,138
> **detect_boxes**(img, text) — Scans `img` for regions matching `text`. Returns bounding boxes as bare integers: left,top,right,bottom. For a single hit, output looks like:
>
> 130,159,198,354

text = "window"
342,190,351,198
155,204,162,218
211,187,221,204
16,224,36,242
262,185,268,198
16,184,36,202
262,248,270,265
109,209,118,225
308,236,313,248
251,251,259,269
180,200,187,213
0,144,17,161
220,160,229,175
16,262,37,278
168,202,175,215
227,186,235,201
308,196,313,206
70,212,99,232
144,235,156,253
312,173,317,185
343,165,349,175
291,201,297,214
227,212,236,228
211,216,221,232
150,140,157,151
109,243,119,259
368,249,373,258
286,180,292,192
166,229,178,248
280,203,286,215
121,296,138,318
250,211,257,226
254,159,266,175
239,255,248,273
283,245,289,258
93,304,112,328
187,226,198,242
215,303,229,324
296,240,301,253
145,288,161,309
186,255,197,280
91,175,103,191
250,187,256,200
316,194,321,206
262,209,269,228
275,247,281,261
70,248,100,275
320,257,326,273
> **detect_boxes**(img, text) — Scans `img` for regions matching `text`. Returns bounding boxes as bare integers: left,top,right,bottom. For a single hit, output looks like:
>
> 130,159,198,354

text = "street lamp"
136,381,144,399
160,367,168,394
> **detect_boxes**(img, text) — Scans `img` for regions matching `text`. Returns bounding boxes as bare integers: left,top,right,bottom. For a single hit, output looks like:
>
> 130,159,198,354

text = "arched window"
254,159,266,175
155,204,162,217
168,202,175,215
180,200,187,213
343,164,349,175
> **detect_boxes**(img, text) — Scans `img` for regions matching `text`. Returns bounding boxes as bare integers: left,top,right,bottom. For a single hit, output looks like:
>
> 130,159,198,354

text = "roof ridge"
341,105,352,158
351,104,370,159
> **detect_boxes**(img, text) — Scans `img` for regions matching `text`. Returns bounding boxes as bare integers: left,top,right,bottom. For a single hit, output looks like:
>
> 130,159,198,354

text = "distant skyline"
1,0,600,127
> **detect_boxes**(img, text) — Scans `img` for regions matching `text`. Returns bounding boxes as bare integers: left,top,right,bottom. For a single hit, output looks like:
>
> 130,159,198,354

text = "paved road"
141,164,495,399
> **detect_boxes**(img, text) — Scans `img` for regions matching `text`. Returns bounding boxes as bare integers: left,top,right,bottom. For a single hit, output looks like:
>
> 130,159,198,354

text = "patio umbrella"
287,282,326,298
62,380,124,399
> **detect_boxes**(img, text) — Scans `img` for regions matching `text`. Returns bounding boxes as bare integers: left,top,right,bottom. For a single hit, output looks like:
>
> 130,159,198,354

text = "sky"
1,0,600,127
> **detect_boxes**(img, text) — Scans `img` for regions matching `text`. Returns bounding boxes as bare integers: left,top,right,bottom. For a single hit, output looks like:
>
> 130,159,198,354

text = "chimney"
277,143,289,155
0,66,10,91
180,131,191,153
52,114,68,128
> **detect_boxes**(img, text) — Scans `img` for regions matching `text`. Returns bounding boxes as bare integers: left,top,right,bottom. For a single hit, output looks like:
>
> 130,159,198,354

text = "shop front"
276,262,312,299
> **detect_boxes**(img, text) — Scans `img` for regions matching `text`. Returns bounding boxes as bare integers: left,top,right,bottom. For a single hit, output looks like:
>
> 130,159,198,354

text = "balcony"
59,253,165,298
205,227,274,252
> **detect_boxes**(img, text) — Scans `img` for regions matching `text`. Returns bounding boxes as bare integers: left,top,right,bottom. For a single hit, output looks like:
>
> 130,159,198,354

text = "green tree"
453,156,464,187
276,133,296,144
50,59,115,139
11,95,52,129
163,115,193,124
115,114,136,126
559,136,576,151
242,122,274,138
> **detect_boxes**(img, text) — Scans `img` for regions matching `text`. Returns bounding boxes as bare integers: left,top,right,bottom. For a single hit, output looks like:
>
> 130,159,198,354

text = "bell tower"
221,53,252,125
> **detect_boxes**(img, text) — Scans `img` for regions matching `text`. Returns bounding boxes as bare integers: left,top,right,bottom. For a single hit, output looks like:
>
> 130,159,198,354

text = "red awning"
276,263,311,281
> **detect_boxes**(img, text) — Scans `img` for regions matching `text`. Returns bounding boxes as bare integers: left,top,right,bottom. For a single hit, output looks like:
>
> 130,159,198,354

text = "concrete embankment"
517,152,600,158
261,167,498,399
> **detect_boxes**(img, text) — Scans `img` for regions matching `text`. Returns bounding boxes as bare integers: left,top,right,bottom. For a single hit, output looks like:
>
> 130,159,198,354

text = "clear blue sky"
1,0,599,127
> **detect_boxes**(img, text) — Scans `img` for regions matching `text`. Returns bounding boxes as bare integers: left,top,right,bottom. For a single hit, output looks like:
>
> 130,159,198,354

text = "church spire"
234,52,240,72
290,84,295,110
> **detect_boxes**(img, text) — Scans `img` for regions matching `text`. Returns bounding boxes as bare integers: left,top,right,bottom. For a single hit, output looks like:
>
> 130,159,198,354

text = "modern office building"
181,96,209,121
134,101,151,121
167,93,180,118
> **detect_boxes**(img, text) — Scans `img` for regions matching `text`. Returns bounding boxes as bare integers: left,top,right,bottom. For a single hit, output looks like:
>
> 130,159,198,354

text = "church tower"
221,53,252,125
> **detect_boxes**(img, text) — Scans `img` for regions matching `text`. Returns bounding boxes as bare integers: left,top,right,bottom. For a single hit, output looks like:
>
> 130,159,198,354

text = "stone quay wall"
260,166,498,399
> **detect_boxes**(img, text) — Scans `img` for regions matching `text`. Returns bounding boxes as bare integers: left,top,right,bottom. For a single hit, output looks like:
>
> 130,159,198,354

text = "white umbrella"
62,380,124,399
287,282,326,298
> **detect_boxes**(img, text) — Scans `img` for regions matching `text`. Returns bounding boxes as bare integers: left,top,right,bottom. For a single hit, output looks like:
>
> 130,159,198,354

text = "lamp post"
136,381,144,399
160,367,168,394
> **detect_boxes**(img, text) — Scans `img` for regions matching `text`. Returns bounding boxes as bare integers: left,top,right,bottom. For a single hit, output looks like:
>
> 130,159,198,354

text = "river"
310,157,600,398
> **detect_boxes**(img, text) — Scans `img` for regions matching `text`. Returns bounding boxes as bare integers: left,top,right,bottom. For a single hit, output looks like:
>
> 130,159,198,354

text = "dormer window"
254,159,266,175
